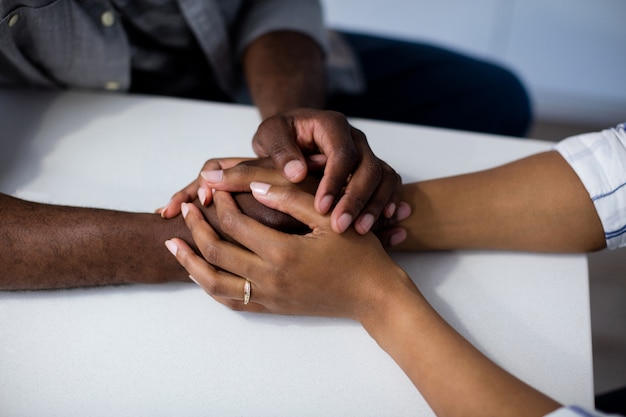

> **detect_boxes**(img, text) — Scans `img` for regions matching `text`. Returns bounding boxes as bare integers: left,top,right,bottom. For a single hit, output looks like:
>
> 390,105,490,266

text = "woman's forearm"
361,280,561,417
395,151,605,253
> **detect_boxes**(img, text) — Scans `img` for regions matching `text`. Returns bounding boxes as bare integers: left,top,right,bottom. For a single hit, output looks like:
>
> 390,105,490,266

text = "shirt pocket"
0,1,129,90
0,1,74,87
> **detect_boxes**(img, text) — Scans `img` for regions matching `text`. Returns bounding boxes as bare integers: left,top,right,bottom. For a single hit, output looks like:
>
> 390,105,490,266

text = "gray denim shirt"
0,0,352,96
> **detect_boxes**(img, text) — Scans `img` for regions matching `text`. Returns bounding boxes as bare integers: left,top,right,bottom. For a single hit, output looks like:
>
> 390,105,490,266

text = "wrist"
356,266,426,338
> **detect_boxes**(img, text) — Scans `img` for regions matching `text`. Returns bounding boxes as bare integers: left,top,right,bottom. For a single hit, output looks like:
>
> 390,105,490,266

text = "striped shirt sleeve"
555,123,626,250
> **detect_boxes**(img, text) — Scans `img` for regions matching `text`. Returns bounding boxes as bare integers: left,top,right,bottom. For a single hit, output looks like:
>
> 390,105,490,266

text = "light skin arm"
165,184,561,417
387,150,605,252
192,150,605,252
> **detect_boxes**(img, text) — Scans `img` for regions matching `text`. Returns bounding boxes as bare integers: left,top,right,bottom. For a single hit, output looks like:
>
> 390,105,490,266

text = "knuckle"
204,278,226,297
200,242,221,265
223,299,245,311
267,270,291,294
230,162,253,177
270,142,296,163
344,192,369,212
175,246,193,266
217,210,239,235
324,110,349,126
367,195,388,213
364,158,384,178
350,125,366,138
337,144,359,166
254,118,300,164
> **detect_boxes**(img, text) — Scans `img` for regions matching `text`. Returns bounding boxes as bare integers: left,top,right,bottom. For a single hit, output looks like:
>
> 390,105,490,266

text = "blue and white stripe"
555,123,626,249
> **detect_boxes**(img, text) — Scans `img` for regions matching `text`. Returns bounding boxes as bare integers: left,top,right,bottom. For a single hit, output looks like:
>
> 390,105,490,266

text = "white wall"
321,0,626,126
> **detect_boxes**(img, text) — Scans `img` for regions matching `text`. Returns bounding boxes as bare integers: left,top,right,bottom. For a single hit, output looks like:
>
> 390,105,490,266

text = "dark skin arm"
243,30,326,119
0,159,314,291
0,192,191,290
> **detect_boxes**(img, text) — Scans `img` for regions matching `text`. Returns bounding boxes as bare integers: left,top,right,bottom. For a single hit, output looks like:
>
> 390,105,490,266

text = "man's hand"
252,108,402,234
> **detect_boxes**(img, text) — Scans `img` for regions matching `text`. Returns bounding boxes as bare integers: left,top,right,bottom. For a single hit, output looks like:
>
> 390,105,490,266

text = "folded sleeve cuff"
555,123,626,249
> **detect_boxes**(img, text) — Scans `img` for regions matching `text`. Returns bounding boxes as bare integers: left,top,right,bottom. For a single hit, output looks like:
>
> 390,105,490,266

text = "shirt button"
100,10,115,27
104,81,121,91
8,14,19,28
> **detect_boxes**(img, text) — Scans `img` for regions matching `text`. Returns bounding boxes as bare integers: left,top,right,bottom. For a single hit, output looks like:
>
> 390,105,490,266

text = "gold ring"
243,280,251,305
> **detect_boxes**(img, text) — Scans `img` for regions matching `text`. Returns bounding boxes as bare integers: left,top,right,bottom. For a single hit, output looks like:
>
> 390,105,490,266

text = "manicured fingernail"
337,213,353,233
201,170,223,183
397,202,411,221
198,188,207,206
389,229,407,246
188,275,200,286
384,202,397,218
250,182,271,195
181,202,190,218
359,213,375,233
159,199,172,218
284,160,305,181
308,154,326,163
319,194,334,214
165,240,178,256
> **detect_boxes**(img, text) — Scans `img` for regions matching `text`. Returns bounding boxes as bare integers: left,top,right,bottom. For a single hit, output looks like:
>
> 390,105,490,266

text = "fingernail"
160,199,172,218
284,160,305,181
165,240,178,256
319,194,334,214
201,170,223,183
337,213,353,233
250,182,271,195
181,202,190,218
198,188,207,206
359,213,375,233
188,275,200,286
389,229,407,246
308,154,326,163
397,202,411,221
384,202,397,218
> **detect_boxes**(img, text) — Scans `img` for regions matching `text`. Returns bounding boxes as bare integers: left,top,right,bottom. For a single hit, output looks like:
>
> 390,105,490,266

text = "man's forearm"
0,186,307,290
0,193,192,290
395,151,606,253
243,31,326,119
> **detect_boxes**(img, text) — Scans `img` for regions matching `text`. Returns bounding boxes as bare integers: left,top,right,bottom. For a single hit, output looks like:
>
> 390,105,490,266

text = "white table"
0,90,593,416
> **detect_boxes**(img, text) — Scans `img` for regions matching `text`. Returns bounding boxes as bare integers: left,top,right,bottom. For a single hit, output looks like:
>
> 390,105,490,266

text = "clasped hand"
158,109,402,235
165,182,415,321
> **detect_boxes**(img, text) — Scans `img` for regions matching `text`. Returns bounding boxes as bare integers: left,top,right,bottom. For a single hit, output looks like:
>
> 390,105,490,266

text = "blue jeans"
328,31,532,137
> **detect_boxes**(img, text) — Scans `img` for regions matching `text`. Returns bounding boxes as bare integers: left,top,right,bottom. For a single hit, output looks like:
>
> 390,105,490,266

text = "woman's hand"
157,157,251,218
164,183,562,417
164,183,414,320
